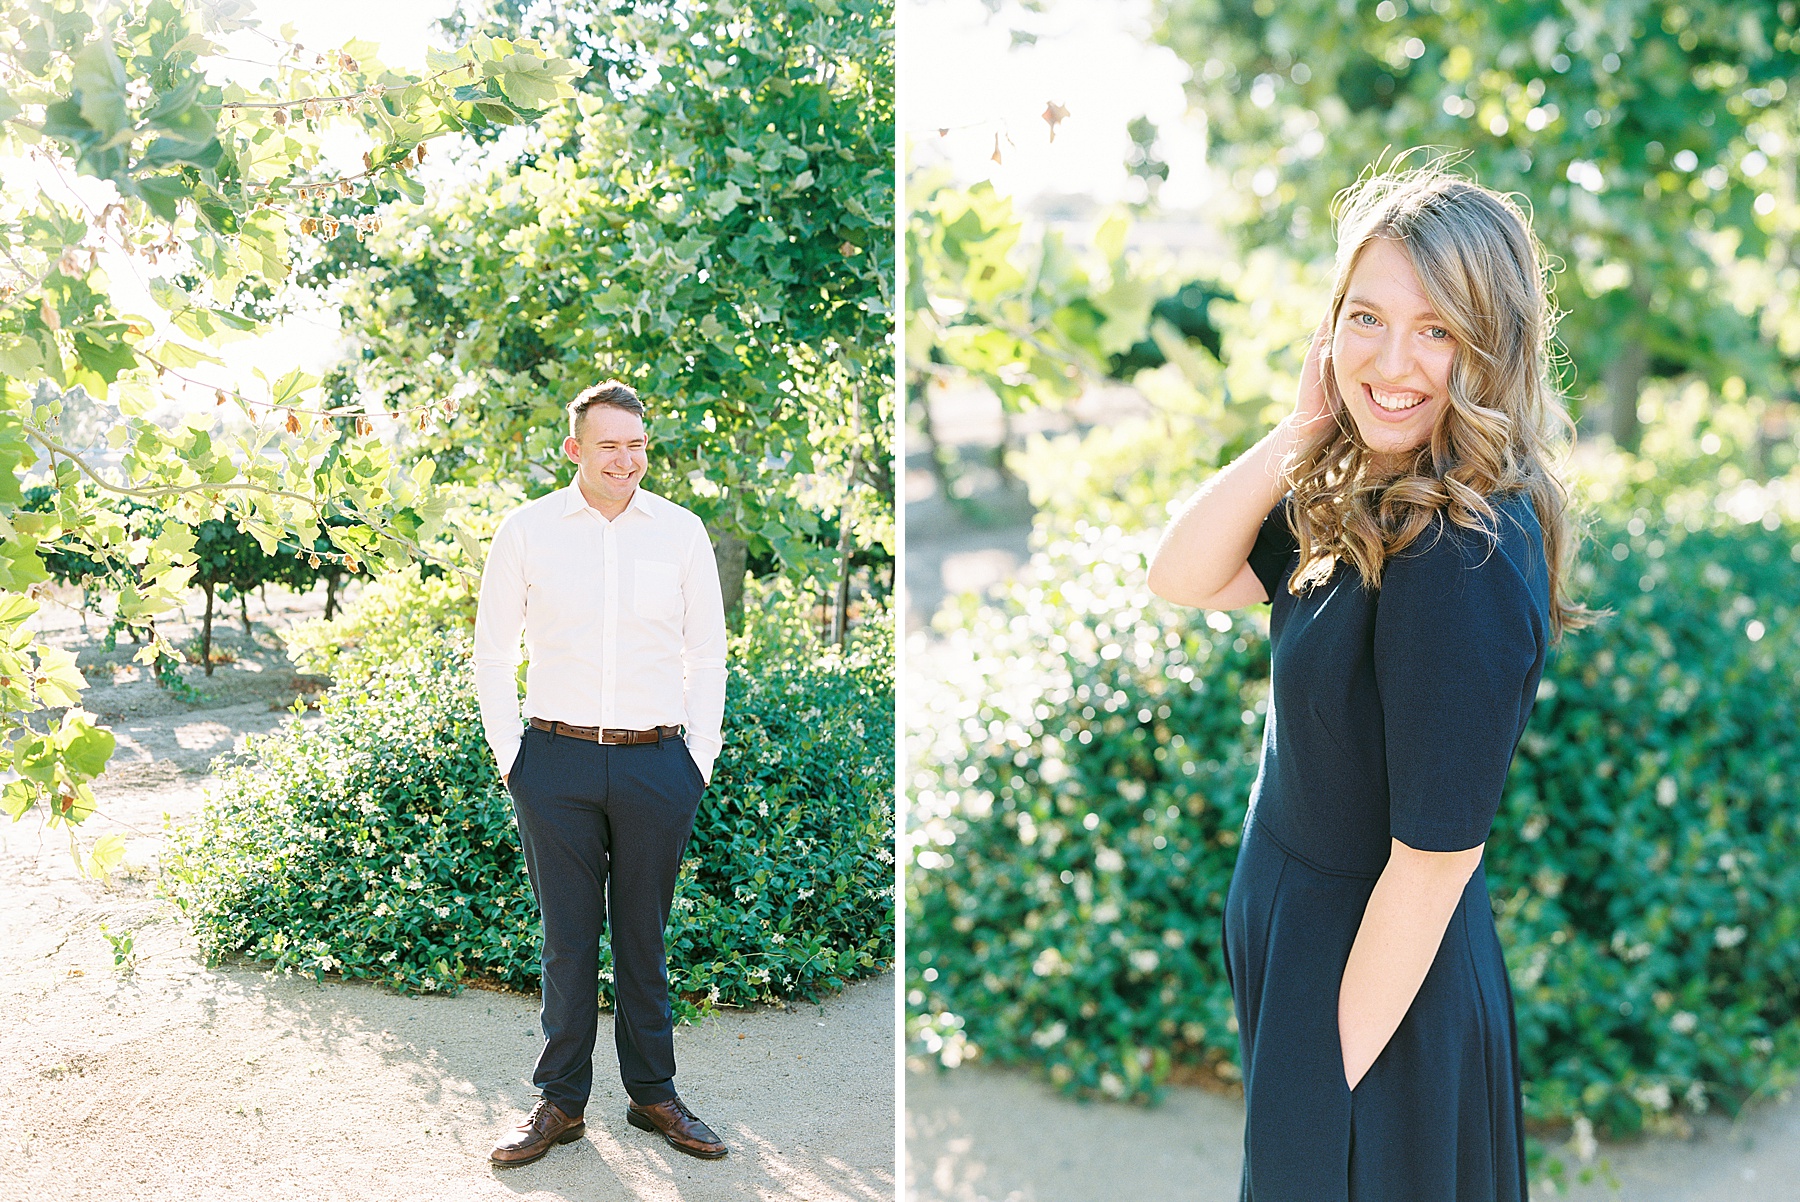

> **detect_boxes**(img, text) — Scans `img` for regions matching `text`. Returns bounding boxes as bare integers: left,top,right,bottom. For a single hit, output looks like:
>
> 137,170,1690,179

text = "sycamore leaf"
56,711,115,779
1,780,36,821
71,36,129,145
83,832,127,879
154,340,225,369
33,644,87,707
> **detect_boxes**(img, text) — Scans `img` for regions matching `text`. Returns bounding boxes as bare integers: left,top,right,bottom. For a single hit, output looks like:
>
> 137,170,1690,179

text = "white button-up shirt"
473,482,729,782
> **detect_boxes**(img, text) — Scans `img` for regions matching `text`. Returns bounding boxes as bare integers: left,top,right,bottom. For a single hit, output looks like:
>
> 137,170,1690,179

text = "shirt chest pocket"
633,560,681,621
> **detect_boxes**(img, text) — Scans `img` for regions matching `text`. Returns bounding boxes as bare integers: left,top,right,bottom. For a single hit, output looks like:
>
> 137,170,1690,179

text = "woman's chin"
1348,409,1432,461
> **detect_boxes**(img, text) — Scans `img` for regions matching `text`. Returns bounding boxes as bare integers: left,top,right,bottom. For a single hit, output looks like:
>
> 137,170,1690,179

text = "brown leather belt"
529,717,683,745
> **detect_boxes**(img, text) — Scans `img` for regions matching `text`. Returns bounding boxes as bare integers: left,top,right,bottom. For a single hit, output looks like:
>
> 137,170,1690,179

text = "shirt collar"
559,480,657,521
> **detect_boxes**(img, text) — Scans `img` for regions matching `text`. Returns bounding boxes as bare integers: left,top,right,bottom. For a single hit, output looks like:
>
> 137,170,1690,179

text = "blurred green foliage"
282,562,478,684
1149,0,1800,451
908,406,1800,1142
907,169,1158,415
163,576,894,1011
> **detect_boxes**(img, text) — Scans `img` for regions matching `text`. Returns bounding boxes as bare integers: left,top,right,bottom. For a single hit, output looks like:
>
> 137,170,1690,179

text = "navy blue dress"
1223,491,1550,1201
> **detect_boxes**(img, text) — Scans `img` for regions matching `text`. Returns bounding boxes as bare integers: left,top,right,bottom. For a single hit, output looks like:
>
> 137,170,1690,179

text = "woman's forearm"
1337,838,1484,1090
1145,415,1305,607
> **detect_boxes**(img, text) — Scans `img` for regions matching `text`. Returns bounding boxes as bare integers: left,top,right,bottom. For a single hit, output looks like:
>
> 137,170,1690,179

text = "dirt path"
1,585,896,1202
906,1062,1800,1202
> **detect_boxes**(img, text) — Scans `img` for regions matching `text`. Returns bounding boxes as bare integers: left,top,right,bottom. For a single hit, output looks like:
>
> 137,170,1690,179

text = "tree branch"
21,424,324,509
21,423,481,582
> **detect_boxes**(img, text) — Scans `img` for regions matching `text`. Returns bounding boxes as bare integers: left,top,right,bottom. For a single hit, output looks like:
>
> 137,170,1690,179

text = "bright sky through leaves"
904,0,1201,206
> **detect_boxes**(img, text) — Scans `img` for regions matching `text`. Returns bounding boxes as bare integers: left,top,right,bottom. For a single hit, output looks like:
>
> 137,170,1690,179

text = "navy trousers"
504,723,706,1113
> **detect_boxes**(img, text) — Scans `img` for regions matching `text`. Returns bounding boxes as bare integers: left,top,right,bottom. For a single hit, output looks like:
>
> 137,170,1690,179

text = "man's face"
564,405,648,509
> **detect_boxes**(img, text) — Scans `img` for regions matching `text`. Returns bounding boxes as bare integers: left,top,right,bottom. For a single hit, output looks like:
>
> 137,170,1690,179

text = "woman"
1147,165,1592,1200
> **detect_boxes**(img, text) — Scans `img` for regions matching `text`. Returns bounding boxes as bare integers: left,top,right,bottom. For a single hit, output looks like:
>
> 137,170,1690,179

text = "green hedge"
908,489,1800,1138
163,607,894,1014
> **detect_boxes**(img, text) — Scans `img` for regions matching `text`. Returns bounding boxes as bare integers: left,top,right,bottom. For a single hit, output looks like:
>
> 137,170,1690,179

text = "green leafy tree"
1149,0,1800,451
306,0,896,616
906,165,1159,492
0,0,577,858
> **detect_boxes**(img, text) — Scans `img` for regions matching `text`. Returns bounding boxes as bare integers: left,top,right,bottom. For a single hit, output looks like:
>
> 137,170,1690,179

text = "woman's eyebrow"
1345,294,1442,321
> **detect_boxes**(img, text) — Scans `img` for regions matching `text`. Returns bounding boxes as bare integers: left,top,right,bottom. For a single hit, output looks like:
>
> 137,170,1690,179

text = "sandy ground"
904,1063,1800,1202
902,386,1800,1202
1,584,896,1202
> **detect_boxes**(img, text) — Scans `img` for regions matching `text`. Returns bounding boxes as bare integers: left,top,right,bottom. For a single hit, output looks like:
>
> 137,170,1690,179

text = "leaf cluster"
310,0,896,578
0,0,577,832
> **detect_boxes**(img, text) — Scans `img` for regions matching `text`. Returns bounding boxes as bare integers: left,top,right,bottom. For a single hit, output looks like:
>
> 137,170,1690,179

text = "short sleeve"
1374,519,1544,852
1246,496,1298,602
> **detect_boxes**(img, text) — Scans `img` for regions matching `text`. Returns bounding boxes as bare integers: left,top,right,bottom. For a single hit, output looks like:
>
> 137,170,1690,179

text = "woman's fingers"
1294,316,1334,425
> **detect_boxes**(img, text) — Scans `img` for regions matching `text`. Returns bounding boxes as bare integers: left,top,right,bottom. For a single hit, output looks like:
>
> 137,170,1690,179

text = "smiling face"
1329,237,1458,466
564,403,648,518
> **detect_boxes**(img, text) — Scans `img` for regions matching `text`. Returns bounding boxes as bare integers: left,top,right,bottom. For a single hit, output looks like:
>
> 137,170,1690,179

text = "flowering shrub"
908,462,1800,1139
162,604,893,1014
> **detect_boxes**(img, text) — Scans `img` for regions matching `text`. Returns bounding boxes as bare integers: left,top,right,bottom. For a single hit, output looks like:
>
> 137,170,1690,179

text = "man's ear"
562,434,582,463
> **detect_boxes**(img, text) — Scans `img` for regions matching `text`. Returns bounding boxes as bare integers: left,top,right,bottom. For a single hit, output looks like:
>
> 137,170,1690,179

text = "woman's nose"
1375,331,1414,381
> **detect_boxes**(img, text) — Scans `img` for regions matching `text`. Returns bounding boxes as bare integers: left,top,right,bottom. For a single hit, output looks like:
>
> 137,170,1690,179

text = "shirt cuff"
689,743,717,784
491,731,523,780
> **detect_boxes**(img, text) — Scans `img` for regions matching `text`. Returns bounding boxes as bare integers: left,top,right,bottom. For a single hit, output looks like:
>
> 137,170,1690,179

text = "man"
474,380,730,1165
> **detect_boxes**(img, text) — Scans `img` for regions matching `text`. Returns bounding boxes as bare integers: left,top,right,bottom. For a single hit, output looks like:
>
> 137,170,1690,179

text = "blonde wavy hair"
1284,160,1595,641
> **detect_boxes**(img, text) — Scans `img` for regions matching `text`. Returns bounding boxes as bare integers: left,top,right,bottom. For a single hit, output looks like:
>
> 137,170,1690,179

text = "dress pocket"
633,560,680,621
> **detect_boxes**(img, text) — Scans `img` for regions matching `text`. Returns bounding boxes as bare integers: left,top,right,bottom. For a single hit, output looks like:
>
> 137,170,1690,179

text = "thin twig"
201,62,475,112
138,350,453,419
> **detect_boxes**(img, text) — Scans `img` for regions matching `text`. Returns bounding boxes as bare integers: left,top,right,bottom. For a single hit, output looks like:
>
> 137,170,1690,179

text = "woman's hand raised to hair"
1293,317,1336,430
1147,318,1333,610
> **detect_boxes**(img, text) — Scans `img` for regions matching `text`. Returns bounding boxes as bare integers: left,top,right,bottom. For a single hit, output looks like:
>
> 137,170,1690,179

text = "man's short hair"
568,380,646,439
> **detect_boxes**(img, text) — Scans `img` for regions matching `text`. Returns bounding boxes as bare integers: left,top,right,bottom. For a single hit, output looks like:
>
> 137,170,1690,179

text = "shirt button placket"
601,520,618,730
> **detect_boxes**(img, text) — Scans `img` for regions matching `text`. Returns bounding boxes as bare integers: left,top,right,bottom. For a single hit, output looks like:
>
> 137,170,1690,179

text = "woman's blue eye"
1353,312,1377,326
1427,327,1451,340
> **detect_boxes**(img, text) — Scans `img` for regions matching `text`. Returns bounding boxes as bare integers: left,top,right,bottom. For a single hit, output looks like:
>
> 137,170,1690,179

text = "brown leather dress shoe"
490,1098,585,1166
626,1097,727,1159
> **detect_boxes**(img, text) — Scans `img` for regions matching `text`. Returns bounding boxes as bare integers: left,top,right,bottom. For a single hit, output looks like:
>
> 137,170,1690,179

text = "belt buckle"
601,728,632,744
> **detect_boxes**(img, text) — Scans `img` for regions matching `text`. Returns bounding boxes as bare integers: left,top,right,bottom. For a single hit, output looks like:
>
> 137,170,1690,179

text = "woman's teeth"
1368,386,1426,412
